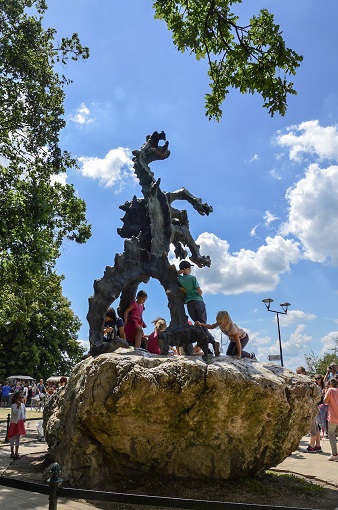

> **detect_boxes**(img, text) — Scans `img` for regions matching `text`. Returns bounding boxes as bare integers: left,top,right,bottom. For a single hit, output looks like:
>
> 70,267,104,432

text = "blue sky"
43,1,338,371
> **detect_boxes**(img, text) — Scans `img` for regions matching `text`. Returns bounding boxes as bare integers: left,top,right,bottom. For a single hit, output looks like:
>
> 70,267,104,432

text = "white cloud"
278,309,316,327
179,232,300,295
50,173,68,186
253,324,312,370
250,224,260,237
276,120,338,162
269,169,282,180
249,154,259,163
264,210,278,227
70,103,95,125
282,324,313,365
281,163,338,264
78,339,90,352
78,147,134,191
319,331,338,356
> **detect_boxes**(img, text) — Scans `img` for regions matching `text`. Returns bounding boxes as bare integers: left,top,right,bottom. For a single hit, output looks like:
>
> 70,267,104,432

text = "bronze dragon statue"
87,131,213,351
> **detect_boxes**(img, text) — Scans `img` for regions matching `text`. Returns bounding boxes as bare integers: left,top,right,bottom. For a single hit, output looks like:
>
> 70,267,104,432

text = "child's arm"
196,286,202,296
195,321,217,329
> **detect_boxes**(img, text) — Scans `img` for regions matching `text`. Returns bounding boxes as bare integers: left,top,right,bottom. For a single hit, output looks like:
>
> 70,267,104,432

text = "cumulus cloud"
70,103,95,125
280,163,338,264
78,339,90,351
278,309,316,327
253,324,312,370
276,120,338,161
319,331,338,356
50,173,68,186
78,147,134,191
281,324,313,364
172,232,300,295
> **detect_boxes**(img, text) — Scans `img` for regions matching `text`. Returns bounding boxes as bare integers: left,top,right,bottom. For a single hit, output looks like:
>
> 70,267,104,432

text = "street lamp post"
262,299,291,367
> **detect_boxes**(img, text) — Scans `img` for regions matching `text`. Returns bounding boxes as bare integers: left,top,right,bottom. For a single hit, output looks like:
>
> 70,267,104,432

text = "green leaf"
152,1,303,119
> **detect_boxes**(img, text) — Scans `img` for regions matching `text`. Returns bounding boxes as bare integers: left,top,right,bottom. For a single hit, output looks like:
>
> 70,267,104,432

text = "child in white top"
8,391,26,459
196,310,256,359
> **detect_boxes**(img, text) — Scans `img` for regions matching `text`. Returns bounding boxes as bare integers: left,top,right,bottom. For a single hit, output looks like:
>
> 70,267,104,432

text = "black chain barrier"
0,464,321,510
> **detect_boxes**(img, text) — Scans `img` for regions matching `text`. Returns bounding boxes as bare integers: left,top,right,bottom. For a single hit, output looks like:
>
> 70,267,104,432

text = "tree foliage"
0,271,85,380
0,0,90,378
304,340,338,376
153,0,303,120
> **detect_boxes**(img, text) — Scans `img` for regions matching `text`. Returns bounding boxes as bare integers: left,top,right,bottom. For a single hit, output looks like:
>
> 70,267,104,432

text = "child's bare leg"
134,328,143,348
11,435,20,458
315,430,321,447
10,437,15,458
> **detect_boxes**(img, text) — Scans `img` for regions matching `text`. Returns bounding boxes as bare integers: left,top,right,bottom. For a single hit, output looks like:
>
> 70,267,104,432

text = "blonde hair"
155,319,167,332
216,311,232,330
152,317,165,324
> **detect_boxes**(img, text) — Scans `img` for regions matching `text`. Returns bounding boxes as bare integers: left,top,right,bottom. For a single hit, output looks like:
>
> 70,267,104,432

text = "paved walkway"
273,436,338,487
0,418,97,509
0,418,337,509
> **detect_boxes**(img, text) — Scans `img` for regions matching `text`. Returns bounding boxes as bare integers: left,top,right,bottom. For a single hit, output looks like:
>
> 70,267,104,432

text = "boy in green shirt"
177,261,220,356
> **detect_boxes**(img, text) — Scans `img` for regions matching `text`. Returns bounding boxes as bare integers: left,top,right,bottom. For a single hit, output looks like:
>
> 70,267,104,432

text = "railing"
0,463,321,510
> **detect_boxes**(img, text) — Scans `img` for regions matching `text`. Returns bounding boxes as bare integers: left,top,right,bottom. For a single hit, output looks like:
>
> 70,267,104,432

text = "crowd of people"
101,260,256,361
297,364,338,462
2,376,68,460
0,376,68,409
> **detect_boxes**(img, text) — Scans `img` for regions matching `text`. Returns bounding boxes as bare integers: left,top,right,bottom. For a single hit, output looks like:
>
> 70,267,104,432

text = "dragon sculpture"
87,131,213,351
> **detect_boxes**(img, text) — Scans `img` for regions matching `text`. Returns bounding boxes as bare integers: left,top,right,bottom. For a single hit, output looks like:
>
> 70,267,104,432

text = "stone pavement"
0,418,97,509
272,436,338,487
0,420,337,509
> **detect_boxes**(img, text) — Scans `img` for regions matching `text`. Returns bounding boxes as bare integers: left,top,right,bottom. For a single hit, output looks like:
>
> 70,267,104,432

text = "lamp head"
280,302,291,313
262,298,273,310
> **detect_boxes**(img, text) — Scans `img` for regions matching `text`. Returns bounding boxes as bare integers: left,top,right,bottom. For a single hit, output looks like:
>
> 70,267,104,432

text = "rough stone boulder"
44,353,318,488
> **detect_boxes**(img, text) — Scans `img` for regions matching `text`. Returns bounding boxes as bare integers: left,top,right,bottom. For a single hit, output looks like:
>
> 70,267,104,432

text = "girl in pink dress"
147,318,167,354
124,290,147,348
8,391,26,459
324,377,338,461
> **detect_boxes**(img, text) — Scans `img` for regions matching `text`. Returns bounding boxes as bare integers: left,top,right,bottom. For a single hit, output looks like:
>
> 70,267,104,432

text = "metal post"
262,299,290,367
276,312,284,367
48,462,63,510
5,413,10,442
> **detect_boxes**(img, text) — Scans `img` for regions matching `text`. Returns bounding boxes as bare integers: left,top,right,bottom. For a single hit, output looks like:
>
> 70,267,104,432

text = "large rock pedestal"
44,353,318,488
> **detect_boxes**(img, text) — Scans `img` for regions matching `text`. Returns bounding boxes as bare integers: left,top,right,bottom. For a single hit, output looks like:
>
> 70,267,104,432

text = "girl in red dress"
8,391,26,459
147,318,167,354
124,290,147,348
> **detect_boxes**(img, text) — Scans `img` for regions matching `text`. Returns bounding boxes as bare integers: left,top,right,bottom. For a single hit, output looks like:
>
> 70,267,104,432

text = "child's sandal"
14,454,20,459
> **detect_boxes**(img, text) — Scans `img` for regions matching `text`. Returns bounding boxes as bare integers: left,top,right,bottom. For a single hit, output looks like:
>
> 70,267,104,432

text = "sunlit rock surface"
44,352,318,488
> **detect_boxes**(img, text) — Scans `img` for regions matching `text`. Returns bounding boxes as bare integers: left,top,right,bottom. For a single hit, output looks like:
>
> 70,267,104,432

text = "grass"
216,471,325,500
0,407,43,421
266,471,325,496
